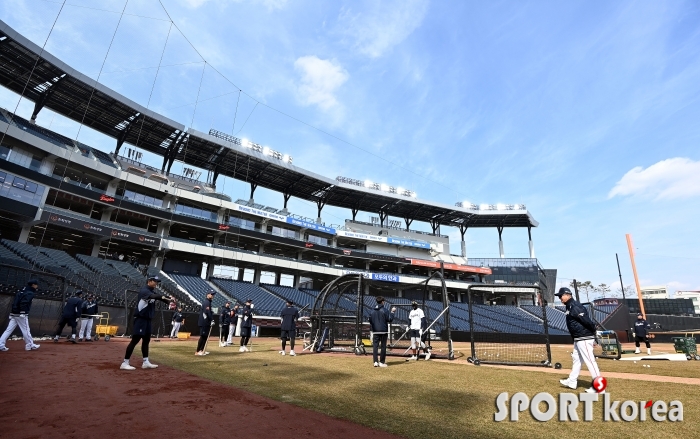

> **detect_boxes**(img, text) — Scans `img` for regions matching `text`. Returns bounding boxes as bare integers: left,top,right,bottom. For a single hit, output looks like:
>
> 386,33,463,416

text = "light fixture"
282,154,290,162
241,138,250,148
364,180,372,188
380,183,390,192
480,204,489,210
496,203,506,210
262,146,271,156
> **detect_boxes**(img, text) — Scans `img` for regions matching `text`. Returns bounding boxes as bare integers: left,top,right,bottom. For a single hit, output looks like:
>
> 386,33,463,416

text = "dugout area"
308,272,455,360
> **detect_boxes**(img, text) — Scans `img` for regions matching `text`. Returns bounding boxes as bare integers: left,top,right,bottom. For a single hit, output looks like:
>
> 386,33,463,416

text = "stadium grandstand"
4,18,695,343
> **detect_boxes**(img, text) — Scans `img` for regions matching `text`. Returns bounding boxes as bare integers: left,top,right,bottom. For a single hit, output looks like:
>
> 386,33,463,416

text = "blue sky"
1,0,699,296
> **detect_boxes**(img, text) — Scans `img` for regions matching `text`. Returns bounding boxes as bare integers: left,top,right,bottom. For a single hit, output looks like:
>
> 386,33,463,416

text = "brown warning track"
0,338,402,439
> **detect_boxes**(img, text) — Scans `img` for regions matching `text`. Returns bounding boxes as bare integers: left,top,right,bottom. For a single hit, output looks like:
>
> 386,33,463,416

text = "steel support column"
497,226,505,258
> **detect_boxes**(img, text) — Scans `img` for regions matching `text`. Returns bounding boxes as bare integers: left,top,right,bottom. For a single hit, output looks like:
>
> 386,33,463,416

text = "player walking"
120,276,174,370
239,299,254,352
369,296,396,367
170,306,184,339
279,299,299,356
556,287,604,393
0,279,40,352
53,290,84,344
634,312,652,355
78,294,98,342
195,290,216,356
407,301,430,361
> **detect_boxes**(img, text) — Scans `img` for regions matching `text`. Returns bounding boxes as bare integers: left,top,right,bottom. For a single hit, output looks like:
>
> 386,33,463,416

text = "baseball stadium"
1,11,700,439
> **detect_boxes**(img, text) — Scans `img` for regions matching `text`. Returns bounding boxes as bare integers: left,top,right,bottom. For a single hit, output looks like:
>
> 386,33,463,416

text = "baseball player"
219,301,232,347
239,299,254,352
634,312,652,355
279,299,299,356
407,301,430,361
556,287,604,393
53,290,84,344
0,279,40,352
120,276,174,370
78,294,98,342
195,290,216,356
170,306,184,339
369,296,396,367
226,303,239,345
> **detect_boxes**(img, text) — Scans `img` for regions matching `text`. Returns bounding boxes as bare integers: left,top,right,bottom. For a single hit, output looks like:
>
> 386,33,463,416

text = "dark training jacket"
135,285,169,320
280,305,299,331
564,299,597,341
199,297,213,327
634,319,651,337
62,297,83,319
220,306,232,325
11,286,36,314
81,300,98,318
369,304,394,333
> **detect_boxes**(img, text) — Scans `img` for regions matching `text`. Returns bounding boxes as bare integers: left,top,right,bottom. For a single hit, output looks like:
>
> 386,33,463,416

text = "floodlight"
364,180,372,188
282,154,290,162
411,192,417,198
496,203,506,210
241,138,250,148
262,146,271,156
480,204,489,210
380,183,390,192
397,187,405,194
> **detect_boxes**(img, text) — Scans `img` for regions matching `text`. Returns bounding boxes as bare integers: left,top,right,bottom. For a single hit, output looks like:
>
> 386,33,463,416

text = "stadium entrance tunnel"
307,272,455,360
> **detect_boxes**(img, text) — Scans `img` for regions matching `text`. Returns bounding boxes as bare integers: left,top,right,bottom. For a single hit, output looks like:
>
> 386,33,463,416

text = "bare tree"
570,280,594,302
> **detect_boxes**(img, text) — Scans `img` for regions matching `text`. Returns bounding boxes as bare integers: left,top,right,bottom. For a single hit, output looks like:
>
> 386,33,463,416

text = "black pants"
125,334,151,360
197,325,210,352
55,317,77,337
221,324,230,341
372,333,388,364
635,335,650,348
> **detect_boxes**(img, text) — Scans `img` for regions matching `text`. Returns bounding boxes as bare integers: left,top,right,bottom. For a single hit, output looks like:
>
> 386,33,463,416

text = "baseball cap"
207,289,217,296
411,301,418,306
147,275,162,283
637,312,643,316
554,287,572,297
27,279,39,286
75,290,83,296
246,298,253,302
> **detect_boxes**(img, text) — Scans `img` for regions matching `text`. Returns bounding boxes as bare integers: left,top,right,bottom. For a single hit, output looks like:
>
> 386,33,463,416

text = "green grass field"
150,339,700,439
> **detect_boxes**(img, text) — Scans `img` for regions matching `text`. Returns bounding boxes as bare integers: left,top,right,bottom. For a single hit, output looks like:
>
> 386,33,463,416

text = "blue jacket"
280,305,299,331
564,299,597,341
369,304,394,333
634,319,650,337
62,297,83,319
199,298,213,327
220,306,232,325
11,286,36,314
241,305,254,329
81,300,98,318
135,285,169,320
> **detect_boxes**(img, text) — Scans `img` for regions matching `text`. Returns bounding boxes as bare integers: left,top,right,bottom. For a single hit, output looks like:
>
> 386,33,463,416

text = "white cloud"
608,157,700,200
337,0,429,58
294,55,349,110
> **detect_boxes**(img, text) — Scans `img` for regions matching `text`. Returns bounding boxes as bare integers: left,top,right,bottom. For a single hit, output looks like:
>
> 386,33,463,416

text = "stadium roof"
0,20,537,230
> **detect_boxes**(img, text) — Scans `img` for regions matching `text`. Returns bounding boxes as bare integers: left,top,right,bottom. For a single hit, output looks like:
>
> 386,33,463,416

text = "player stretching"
407,301,430,361
556,287,603,393
120,276,173,370
195,290,216,356
171,306,184,339
279,299,299,356
0,279,40,352
634,313,652,355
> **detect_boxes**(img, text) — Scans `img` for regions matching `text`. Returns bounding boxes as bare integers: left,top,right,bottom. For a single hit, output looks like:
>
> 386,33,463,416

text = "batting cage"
466,284,553,367
307,272,454,360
